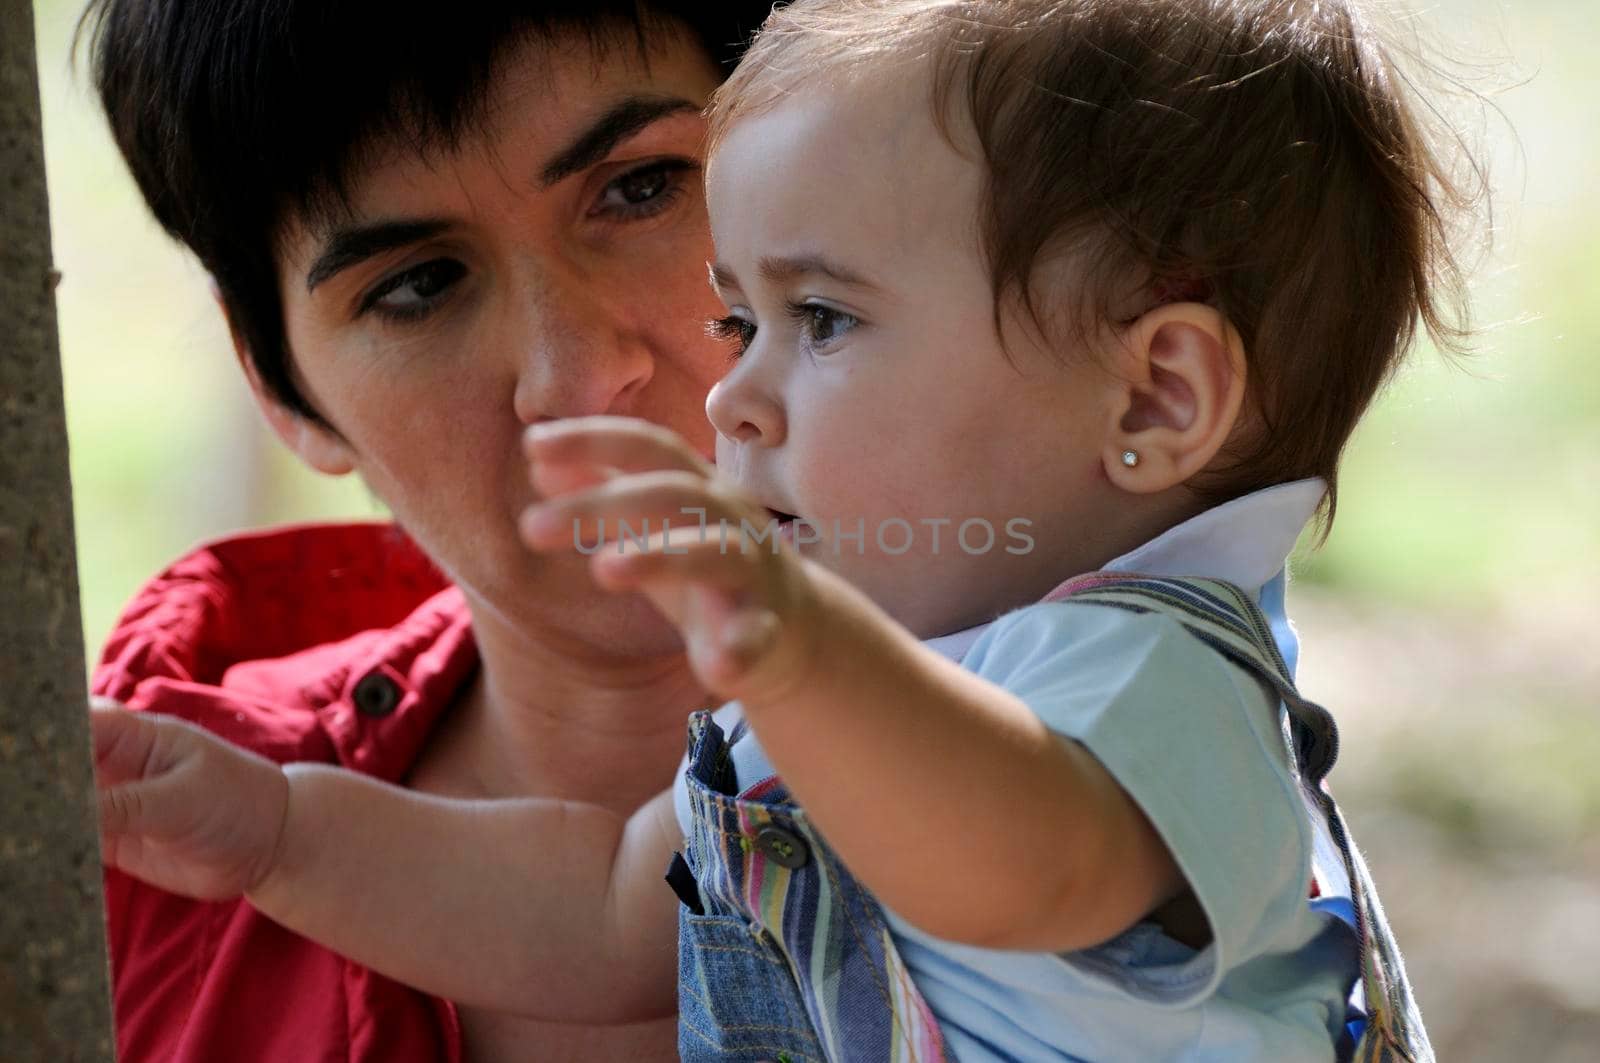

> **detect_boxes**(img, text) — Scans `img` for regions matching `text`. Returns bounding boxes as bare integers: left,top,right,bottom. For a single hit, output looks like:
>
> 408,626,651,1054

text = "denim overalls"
671,711,947,1062
666,573,1435,1063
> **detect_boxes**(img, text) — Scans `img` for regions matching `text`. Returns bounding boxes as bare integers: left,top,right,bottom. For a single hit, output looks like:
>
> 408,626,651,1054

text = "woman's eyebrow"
539,95,701,187
304,97,698,292
306,219,452,292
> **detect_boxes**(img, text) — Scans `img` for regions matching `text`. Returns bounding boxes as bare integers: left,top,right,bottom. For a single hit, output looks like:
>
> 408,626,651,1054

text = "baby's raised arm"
91,702,680,1022
520,418,1188,953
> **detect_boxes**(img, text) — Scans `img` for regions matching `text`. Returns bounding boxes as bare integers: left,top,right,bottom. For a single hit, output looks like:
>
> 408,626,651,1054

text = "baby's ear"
215,284,357,477
1101,303,1246,494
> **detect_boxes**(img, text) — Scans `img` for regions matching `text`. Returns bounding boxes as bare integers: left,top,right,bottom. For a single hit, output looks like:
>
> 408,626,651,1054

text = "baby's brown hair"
709,0,1479,520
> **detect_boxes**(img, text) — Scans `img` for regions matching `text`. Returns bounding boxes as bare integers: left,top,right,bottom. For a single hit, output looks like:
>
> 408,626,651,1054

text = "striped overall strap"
1045,573,1436,1063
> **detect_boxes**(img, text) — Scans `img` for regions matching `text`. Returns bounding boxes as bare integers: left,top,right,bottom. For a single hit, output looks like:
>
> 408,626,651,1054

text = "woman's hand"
519,416,825,704
91,699,288,900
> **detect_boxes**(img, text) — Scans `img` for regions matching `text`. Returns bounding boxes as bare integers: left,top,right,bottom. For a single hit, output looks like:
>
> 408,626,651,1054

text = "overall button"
352,671,401,717
754,826,809,869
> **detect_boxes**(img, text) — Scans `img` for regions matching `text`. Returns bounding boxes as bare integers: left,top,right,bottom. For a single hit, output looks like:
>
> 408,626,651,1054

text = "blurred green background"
30,0,1599,1057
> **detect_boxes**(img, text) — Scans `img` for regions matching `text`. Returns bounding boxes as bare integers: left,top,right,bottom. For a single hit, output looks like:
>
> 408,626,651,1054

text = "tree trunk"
0,0,118,1059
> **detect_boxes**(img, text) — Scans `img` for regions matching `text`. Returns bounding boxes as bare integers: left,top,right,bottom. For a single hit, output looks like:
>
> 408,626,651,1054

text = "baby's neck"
897,487,1211,639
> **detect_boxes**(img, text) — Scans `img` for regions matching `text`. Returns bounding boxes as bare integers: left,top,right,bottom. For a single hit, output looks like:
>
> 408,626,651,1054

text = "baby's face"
704,75,1124,636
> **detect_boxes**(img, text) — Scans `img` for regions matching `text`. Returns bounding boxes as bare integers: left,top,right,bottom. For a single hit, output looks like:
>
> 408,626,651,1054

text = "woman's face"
270,31,729,652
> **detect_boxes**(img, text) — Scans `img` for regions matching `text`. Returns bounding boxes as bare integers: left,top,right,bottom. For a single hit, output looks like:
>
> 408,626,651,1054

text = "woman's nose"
705,353,786,447
511,280,654,424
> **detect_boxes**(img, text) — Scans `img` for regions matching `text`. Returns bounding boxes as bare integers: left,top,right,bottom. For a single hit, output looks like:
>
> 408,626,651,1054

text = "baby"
93,1,1467,1059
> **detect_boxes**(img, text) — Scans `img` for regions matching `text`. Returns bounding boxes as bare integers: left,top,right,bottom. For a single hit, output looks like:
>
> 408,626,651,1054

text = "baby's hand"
91,699,288,900
519,416,822,702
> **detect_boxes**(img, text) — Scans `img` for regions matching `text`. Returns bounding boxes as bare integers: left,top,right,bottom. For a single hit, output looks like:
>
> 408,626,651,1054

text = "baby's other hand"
91,699,288,900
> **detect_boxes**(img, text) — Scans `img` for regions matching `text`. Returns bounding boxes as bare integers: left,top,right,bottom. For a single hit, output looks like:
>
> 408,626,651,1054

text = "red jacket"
93,523,478,1063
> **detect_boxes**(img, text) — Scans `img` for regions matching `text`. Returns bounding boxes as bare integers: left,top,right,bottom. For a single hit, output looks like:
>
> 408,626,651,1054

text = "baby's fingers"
99,777,156,838
98,763,195,840
521,471,754,552
589,532,779,594
90,707,232,839
91,705,199,848
90,700,160,787
523,416,712,480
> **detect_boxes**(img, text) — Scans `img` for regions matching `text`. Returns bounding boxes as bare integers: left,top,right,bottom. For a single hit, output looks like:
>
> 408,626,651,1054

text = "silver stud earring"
1121,450,1140,468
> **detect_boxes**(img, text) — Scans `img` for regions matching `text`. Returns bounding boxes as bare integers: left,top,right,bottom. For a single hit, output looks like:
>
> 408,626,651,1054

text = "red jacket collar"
94,522,477,783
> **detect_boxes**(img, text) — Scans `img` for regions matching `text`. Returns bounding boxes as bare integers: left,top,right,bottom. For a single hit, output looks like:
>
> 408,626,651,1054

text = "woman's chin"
450,548,685,656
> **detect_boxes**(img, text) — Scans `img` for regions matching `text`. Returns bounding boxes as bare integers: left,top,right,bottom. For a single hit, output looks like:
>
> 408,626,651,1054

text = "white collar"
1101,477,1326,588
924,478,1326,660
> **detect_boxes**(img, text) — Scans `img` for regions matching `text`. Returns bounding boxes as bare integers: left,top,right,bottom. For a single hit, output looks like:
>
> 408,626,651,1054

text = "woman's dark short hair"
81,1,772,425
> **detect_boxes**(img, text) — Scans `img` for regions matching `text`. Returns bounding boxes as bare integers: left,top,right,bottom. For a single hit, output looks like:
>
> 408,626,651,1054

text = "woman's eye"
708,315,756,356
594,160,694,219
361,259,466,322
790,303,859,350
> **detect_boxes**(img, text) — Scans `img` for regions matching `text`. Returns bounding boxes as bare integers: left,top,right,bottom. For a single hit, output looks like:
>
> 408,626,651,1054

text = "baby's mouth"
764,507,804,543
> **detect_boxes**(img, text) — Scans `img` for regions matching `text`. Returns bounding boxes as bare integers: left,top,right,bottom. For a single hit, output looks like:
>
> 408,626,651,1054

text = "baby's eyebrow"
709,254,881,294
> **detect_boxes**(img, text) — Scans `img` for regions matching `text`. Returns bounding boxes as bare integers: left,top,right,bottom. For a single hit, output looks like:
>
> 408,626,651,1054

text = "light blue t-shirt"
673,480,1358,1060
882,601,1357,1062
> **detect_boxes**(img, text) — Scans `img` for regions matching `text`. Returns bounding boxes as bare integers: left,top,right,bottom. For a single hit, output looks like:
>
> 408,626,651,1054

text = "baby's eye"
708,315,756,357
789,302,859,351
